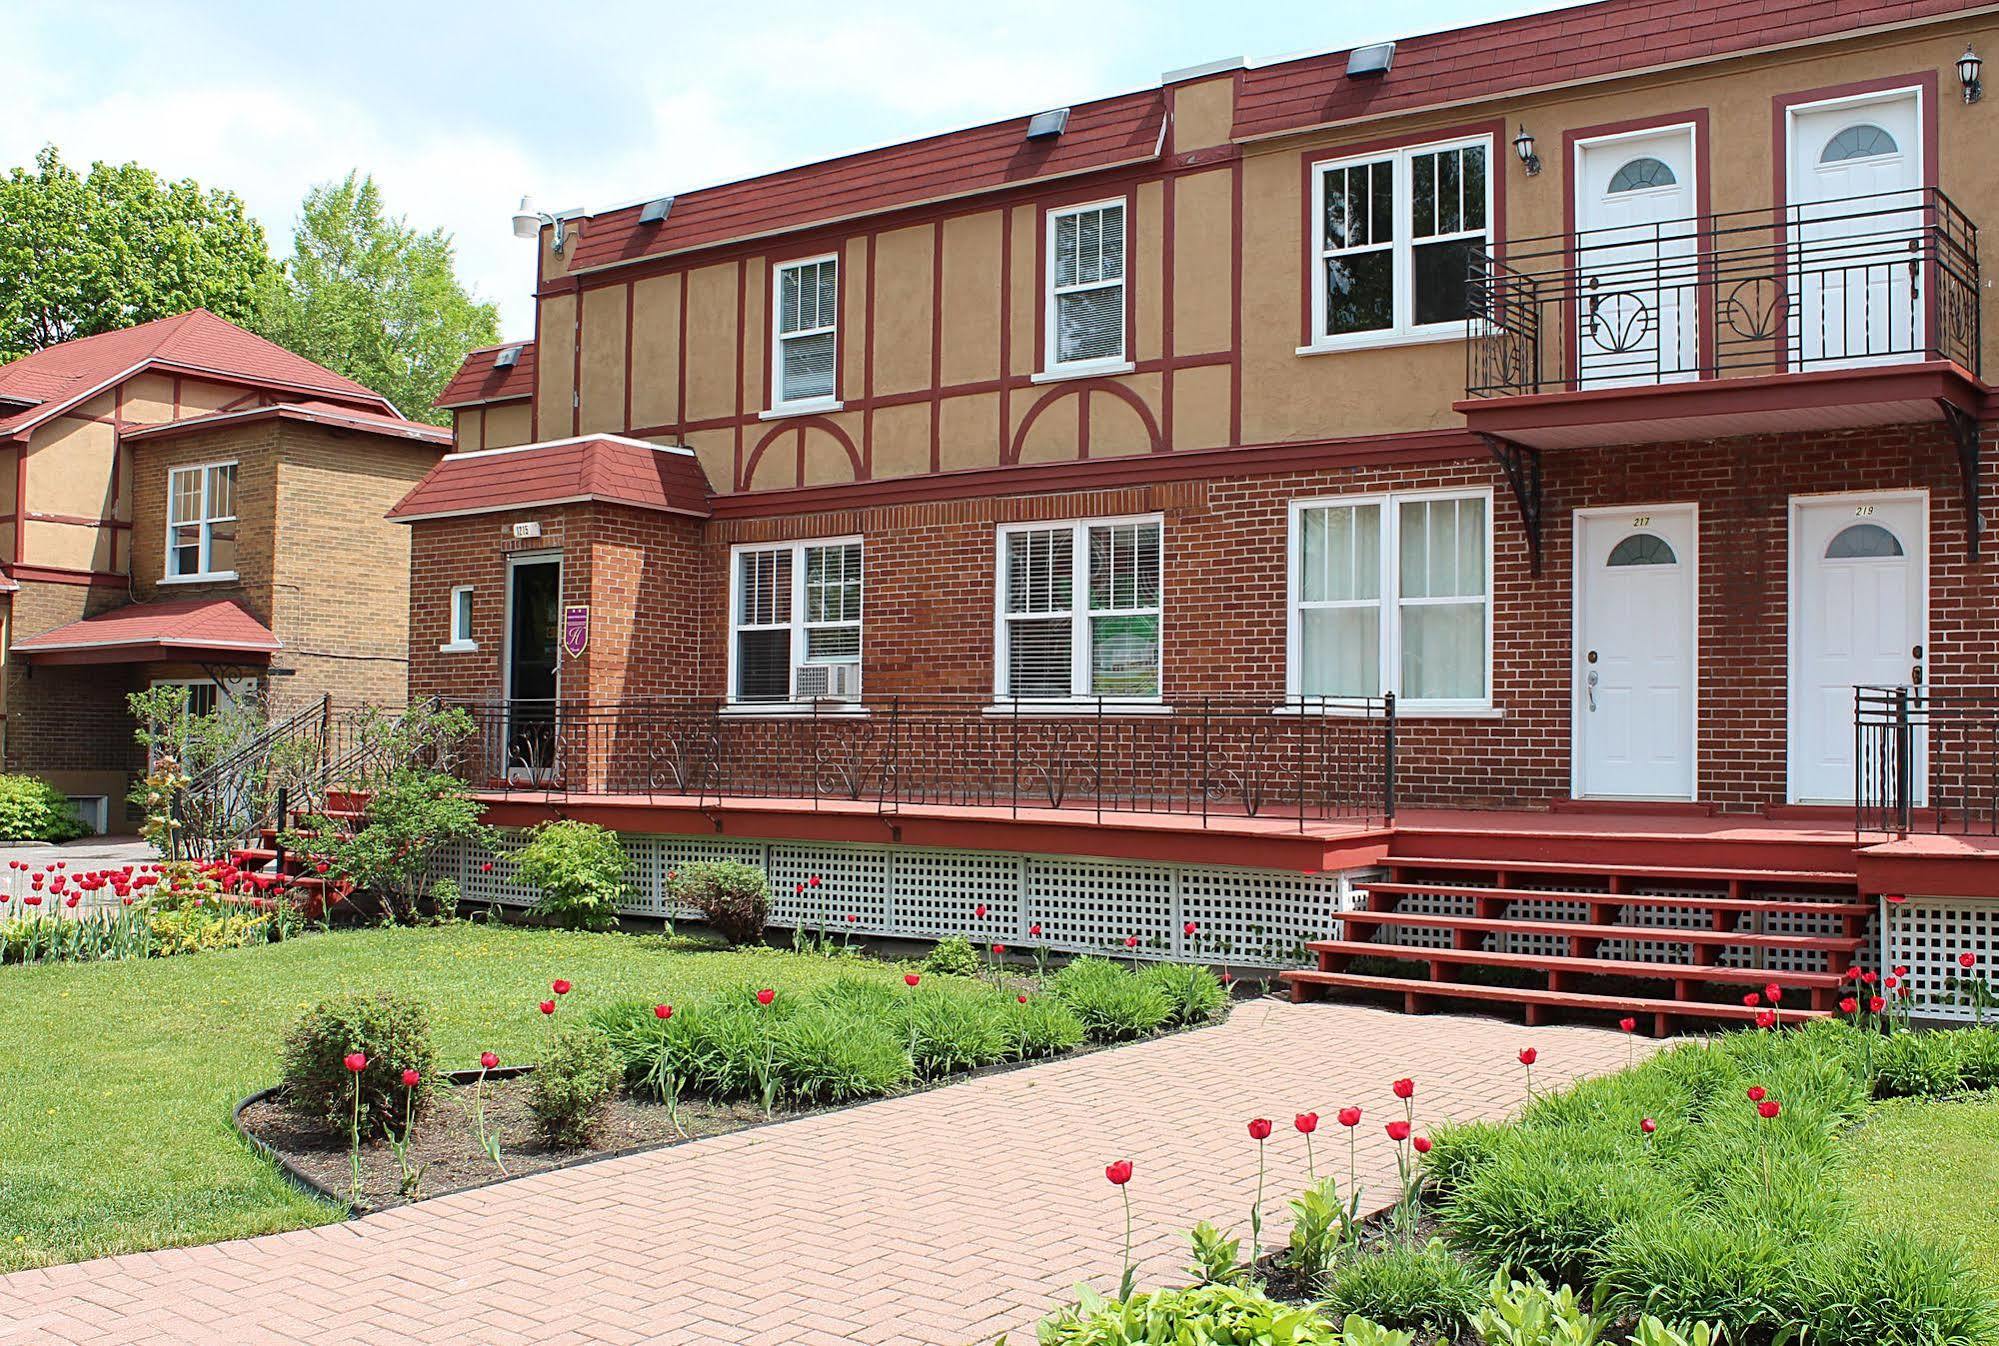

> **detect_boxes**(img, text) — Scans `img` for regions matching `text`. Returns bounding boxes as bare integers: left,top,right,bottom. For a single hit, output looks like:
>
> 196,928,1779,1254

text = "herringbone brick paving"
0,1000,1639,1345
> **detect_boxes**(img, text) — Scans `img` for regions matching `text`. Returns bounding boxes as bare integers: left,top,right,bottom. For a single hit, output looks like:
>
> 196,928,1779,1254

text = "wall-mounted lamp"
510,194,567,253
1958,45,1983,104
1513,124,1542,176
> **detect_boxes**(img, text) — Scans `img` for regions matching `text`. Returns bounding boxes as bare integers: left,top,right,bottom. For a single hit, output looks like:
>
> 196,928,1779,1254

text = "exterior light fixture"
511,194,568,253
1959,45,1983,103
1513,124,1542,176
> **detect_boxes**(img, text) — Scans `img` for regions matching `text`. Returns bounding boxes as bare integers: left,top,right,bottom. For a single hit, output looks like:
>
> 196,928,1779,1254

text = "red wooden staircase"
224,803,367,920
1280,816,1873,1035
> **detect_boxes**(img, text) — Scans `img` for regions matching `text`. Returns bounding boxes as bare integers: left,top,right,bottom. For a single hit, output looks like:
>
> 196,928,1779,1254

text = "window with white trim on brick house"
772,255,838,409
165,461,239,580
729,538,863,702
1046,200,1127,372
1288,490,1491,710
997,517,1161,701
1309,136,1490,348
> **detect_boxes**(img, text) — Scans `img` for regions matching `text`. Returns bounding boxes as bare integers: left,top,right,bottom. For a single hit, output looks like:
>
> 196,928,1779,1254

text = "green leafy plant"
1283,1176,1360,1293
1472,1273,1608,1346
508,819,625,931
771,1003,912,1103
279,993,436,1139
1048,957,1172,1043
906,986,1010,1077
1037,1283,1347,1344
671,861,770,945
1187,1220,1246,1287
528,1025,621,1149
0,774,90,842
285,767,490,924
1000,993,1086,1060
922,935,982,978
1138,962,1227,1028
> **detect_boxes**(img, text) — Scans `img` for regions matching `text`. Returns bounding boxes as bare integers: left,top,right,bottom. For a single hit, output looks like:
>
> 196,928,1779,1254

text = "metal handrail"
1855,684,1999,837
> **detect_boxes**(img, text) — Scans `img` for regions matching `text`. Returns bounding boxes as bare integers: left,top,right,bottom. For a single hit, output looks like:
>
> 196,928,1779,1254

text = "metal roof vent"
492,344,524,369
1025,108,1070,141
1346,42,1395,79
637,196,674,225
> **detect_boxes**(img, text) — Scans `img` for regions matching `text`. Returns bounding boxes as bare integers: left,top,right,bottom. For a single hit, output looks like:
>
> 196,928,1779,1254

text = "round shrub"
772,1004,912,1103
280,992,436,1139
1139,962,1227,1027
508,819,625,930
1000,993,1086,1060
1048,957,1172,1042
1318,1240,1486,1335
671,860,769,945
528,1025,621,1148
921,935,982,978
0,775,88,842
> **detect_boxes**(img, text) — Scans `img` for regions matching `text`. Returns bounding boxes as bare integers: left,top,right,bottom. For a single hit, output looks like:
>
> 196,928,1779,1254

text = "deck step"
1307,938,1845,990
1280,968,1833,1030
1383,854,1856,889
1337,909,1865,952
1358,881,1871,918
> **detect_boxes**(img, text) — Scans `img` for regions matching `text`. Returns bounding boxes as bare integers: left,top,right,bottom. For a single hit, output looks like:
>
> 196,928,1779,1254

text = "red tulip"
975,904,987,918
1640,1117,1657,1134
315,860,329,874
1105,1160,1133,1185
1017,993,1028,1003
1757,1099,1782,1119
1961,951,1978,970
1124,934,1139,948
794,883,806,895
1861,970,1879,985
992,943,1006,955
904,973,921,987
64,895,78,908
1337,1106,1362,1127
846,914,857,923
1183,921,1198,936
481,861,495,873
1247,1117,1273,1140
1412,1135,1432,1154
1869,995,1887,1013
539,1001,556,1015
1741,992,1761,1007
402,1069,421,1088
1763,984,1782,1004
1619,1017,1637,1034
1894,965,1910,977
343,1052,368,1073
755,988,775,1006
1391,1078,1414,1100
1840,997,1859,1015
480,1051,499,1069
1029,923,1043,937
1295,1111,1319,1134
1518,1047,1537,1066
1385,1120,1412,1142
808,875,822,888
1746,1086,1767,1102
22,895,39,907
552,979,571,995
1755,1010,1776,1029
654,1005,673,1020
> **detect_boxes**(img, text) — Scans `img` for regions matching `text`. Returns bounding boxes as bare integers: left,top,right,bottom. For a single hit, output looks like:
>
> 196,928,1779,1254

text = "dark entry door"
505,558,561,778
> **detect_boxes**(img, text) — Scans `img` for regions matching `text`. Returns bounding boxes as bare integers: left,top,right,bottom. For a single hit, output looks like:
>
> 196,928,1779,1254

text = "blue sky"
8,0,1577,336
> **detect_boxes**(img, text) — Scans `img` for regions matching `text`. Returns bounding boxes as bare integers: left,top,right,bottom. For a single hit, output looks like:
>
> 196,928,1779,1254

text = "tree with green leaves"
254,173,497,424
0,146,273,360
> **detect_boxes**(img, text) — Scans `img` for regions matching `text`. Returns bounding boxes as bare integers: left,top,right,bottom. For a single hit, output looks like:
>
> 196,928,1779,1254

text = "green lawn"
0,925,915,1272
1850,1092,1999,1284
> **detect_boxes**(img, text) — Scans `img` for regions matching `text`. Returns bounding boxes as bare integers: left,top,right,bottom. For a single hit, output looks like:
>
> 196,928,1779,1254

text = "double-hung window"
1046,200,1127,372
165,461,238,580
772,255,839,410
997,517,1161,702
1289,490,1491,711
1309,136,1490,348
730,538,863,703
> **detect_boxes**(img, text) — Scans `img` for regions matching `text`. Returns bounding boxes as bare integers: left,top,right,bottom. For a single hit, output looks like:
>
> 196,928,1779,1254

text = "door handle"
1912,665,1923,686
1587,669,1599,712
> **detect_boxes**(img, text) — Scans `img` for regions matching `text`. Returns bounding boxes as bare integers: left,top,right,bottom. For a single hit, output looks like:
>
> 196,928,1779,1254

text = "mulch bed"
239,1077,772,1212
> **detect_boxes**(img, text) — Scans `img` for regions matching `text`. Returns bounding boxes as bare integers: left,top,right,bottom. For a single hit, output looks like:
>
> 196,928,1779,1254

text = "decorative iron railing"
1468,187,1980,398
448,695,1398,831
1855,685,1999,836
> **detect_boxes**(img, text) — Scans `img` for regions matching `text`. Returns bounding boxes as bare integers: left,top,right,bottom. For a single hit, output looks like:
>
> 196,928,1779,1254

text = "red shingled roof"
121,401,451,448
1232,0,1982,140
0,309,398,438
435,342,537,408
387,435,712,522
13,597,281,665
566,89,1166,274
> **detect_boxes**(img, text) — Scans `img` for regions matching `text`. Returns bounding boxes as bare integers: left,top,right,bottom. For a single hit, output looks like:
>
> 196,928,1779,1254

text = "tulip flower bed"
0,858,303,965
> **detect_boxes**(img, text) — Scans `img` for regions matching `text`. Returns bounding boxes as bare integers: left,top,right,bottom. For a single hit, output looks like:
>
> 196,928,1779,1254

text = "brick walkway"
0,1001,1638,1346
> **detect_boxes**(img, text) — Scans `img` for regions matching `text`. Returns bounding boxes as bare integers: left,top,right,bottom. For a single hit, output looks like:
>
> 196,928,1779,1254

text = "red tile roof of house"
12,597,282,665
565,89,1168,274
0,309,399,439
435,342,536,408
387,434,713,522
120,401,452,449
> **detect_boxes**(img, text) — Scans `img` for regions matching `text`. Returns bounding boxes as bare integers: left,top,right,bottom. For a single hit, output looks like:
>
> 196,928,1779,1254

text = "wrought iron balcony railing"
1855,685,1999,837
1467,187,1980,398
447,694,1398,831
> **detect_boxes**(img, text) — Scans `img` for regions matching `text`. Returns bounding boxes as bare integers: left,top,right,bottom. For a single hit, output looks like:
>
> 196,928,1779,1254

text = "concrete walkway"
0,1001,1638,1346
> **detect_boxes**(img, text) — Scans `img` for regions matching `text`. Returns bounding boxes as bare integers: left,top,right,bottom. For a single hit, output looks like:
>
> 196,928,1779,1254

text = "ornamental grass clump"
1316,1240,1486,1337
1048,956,1172,1042
1139,961,1228,1027
279,992,436,1139
997,992,1085,1060
771,1003,912,1103
528,1025,621,1149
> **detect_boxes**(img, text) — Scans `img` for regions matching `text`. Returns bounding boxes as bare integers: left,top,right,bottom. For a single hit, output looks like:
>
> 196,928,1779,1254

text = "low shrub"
1873,1026,1999,1097
907,986,1010,1077
921,935,982,978
528,1025,621,1148
1139,962,1227,1027
1317,1241,1486,1336
674,994,791,1099
999,993,1086,1060
280,992,436,1138
1048,957,1172,1042
509,820,625,931
0,774,89,842
672,861,769,945
1796,1226,1999,1346
145,901,273,957
1037,1283,1350,1345
772,1004,912,1103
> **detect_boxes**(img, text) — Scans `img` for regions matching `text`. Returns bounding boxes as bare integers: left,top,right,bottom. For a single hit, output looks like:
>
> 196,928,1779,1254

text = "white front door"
1790,493,1927,803
1786,88,1924,368
1574,125,1699,387
1575,505,1698,800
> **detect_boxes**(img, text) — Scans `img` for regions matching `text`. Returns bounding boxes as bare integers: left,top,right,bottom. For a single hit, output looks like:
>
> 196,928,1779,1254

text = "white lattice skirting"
1884,896,1999,1023
435,832,1361,968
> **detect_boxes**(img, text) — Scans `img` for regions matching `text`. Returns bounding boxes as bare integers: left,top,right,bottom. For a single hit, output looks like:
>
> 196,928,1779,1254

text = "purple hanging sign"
561,605,590,659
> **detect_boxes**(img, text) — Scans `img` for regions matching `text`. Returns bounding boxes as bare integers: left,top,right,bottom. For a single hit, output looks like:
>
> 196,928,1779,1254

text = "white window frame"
767,253,842,416
162,460,239,582
1042,198,1133,378
1285,488,1495,715
992,513,1166,710
1303,134,1494,355
442,585,477,653
725,536,865,712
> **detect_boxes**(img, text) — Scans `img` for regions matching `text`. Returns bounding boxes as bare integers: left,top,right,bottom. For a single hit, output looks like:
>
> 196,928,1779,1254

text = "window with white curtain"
730,539,863,702
1289,491,1490,709
165,461,238,580
1046,200,1127,370
773,255,838,407
998,517,1161,701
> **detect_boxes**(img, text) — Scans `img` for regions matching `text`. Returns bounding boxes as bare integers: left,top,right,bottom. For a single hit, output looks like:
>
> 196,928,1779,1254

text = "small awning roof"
387,434,712,523
12,597,282,666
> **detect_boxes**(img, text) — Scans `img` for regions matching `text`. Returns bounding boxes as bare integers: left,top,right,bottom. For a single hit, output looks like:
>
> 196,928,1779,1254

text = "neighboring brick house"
0,310,448,830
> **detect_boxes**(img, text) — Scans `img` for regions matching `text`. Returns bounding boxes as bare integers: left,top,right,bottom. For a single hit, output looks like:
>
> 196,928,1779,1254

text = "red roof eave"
11,597,282,666
121,403,452,449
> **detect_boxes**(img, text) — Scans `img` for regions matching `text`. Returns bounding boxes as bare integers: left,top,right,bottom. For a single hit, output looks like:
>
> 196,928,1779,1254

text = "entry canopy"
12,597,281,666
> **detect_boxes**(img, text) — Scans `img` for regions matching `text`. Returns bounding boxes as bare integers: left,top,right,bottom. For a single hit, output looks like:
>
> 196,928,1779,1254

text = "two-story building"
397,0,1999,1029
0,309,448,830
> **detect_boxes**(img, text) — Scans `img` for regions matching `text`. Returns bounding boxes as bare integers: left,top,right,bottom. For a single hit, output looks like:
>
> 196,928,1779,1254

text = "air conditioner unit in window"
794,662,860,701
